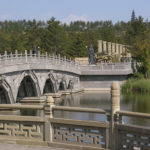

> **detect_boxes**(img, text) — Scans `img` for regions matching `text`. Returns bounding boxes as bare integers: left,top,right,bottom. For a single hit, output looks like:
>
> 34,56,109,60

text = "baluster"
25,50,27,62
15,50,18,62
52,54,55,64
70,57,72,67
44,96,55,142
45,52,48,62
20,52,22,58
64,56,66,66
0,54,1,64
10,52,13,62
49,54,51,63
38,51,40,58
110,82,120,150
55,55,57,64
30,50,32,57
15,50,18,58
58,54,61,64
4,50,7,64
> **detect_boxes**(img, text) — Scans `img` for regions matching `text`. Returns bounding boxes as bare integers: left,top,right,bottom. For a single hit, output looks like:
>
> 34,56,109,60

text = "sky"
0,0,150,24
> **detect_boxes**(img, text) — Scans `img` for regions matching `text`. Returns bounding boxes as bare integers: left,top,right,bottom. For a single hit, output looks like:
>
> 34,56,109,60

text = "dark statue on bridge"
33,45,38,55
87,44,96,65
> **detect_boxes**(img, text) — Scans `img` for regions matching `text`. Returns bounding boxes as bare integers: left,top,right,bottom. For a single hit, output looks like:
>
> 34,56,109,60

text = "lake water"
54,92,150,126
1,91,150,126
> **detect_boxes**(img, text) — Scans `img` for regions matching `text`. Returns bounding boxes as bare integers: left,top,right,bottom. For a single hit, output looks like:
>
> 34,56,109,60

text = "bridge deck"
0,143,71,150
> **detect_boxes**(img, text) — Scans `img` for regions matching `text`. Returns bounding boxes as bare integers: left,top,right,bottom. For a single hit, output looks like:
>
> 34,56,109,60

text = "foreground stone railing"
115,111,150,150
0,82,148,150
0,98,110,149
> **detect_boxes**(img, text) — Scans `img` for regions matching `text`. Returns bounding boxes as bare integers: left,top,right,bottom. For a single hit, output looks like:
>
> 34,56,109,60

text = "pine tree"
131,10,136,22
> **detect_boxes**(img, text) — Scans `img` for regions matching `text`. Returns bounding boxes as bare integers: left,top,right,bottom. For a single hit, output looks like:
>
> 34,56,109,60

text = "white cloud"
63,14,89,24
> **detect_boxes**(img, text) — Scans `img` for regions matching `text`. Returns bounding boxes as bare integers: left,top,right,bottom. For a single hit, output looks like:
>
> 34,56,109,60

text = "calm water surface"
1,92,150,126
54,92,150,126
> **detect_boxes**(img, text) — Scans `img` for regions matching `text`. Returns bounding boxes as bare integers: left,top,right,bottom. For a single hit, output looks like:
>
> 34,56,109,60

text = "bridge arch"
67,80,74,90
59,80,67,91
0,78,14,104
16,71,41,101
43,73,57,94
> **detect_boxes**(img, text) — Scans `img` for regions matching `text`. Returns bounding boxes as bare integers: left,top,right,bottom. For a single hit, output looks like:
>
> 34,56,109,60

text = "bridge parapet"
0,50,80,74
81,62,136,75
0,50,136,75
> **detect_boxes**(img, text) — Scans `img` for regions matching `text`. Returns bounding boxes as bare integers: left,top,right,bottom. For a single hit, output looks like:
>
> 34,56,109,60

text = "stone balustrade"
0,50,81,75
0,50,135,76
0,82,150,149
0,50,79,69
81,62,135,75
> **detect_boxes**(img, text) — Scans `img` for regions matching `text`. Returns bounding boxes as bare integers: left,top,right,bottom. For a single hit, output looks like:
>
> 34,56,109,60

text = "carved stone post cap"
46,96,54,104
111,81,120,90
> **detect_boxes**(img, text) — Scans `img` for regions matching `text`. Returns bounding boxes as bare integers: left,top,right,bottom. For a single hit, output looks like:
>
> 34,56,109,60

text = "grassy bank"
122,78,150,94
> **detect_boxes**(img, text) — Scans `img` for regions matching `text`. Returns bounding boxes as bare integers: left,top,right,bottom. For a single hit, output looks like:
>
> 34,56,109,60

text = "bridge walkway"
0,143,73,150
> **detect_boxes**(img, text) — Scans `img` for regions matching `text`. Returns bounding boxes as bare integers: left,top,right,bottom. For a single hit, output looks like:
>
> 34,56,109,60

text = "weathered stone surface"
103,41,107,52
98,40,102,53
107,42,112,54
0,53,135,103
0,143,70,150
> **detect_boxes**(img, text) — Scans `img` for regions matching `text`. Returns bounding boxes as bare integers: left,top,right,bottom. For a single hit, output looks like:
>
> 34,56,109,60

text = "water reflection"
121,93,150,126
1,91,150,126
55,92,150,126
54,92,110,122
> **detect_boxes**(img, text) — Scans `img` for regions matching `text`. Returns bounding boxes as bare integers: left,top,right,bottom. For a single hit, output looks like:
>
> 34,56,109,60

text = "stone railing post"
10,52,13,62
20,52,22,62
55,55,58,64
25,50,27,62
64,56,66,66
44,96,55,143
38,51,40,58
15,50,18,58
110,81,120,150
4,50,7,63
0,54,1,64
58,54,61,64
30,50,32,57
70,58,72,67
45,52,48,61
52,54,55,64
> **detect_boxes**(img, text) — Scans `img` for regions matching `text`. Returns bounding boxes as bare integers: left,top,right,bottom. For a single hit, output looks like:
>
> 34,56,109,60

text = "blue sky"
0,0,149,23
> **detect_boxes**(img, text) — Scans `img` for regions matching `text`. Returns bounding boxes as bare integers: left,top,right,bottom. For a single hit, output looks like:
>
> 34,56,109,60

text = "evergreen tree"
131,10,136,22
42,17,69,55
69,33,87,58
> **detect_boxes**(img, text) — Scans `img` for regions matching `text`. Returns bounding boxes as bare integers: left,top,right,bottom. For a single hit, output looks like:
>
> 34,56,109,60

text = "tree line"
0,11,150,76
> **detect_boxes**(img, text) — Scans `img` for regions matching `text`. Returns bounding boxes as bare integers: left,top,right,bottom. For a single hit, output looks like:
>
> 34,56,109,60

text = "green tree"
125,16,147,45
133,34,150,78
131,10,136,22
42,17,69,55
69,33,87,58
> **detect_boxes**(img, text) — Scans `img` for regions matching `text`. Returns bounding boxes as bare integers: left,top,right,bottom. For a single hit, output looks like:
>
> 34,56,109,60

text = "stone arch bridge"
0,50,80,104
0,50,135,104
